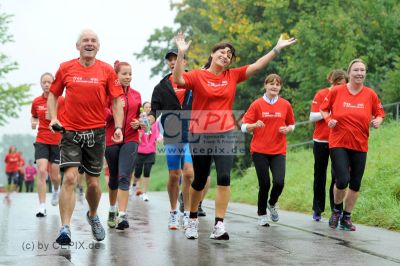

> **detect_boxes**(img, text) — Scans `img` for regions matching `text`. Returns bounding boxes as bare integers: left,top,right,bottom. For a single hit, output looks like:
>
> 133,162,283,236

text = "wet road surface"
1,192,399,265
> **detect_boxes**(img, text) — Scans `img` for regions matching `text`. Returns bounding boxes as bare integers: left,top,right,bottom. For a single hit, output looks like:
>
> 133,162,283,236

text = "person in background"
17,152,25,193
309,69,348,221
133,102,162,202
4,145,21,202
25,160,37,193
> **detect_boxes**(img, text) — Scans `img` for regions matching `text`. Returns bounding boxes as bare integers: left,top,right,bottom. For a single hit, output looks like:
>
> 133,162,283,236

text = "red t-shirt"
5,153,21,173
182,65,249,133
320,84,385,152
31,95,64,145
310,88,330,142
243,97,295,155
50,58,123,131
169,75,186,107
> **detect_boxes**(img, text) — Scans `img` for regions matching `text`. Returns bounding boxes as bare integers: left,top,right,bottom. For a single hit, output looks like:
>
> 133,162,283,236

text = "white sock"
119,211,126,216
40,203,46,210
184,211,190,217
109,205,117,212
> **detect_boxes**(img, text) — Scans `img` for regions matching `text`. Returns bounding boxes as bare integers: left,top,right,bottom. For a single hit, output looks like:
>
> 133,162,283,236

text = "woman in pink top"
133,102,161,202
25,160,37,192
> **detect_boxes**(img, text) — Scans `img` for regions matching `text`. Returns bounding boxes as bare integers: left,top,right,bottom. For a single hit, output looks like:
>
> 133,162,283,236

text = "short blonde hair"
347,58,366,74
264,73,282,86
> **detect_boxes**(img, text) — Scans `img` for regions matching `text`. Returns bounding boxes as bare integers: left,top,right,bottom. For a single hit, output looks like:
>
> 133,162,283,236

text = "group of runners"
3,28,384,244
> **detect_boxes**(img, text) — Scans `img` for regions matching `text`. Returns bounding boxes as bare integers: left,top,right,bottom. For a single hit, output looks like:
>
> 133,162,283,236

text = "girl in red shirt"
321,59,384,231
309,70,347,221
104,61,141,230
242,74,295,226
173,32,296,240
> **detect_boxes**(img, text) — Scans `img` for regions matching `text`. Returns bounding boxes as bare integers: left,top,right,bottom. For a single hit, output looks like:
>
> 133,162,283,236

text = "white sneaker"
141,193,149,202
51,191,59,206
168,211,179,230
182,213,190,230
185,219,199,239
36,209,47,217
210,221,229,240
258,215,270,227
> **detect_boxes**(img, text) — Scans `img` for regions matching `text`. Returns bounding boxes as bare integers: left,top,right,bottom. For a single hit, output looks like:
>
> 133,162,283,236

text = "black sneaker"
178,192,184,213
198,202,206,217
116,213,129,230
328,209,342,229
56,225,72,246
340,216,356,231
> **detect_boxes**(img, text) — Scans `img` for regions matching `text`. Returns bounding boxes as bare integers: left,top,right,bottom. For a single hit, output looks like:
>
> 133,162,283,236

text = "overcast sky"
0,0,176,137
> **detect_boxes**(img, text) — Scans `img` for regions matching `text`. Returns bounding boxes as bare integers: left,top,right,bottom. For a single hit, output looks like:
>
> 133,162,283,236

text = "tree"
0,9,31,126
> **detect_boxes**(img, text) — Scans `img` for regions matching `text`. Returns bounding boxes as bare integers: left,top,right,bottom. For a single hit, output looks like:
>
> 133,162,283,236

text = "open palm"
175,32,192,53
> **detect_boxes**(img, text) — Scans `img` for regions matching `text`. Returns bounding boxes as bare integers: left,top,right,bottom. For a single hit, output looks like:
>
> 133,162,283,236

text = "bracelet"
273,47,281,55
114,126,122,132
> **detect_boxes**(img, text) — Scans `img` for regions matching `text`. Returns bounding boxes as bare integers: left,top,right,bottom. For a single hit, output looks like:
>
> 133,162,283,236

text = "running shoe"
328,209,342,229
36,209,47,217
86,211,105,241
107,210,118,228
182,213,190,230
267,204,279,222
136,188,143,196
141,192,149,202
258,215,270,227
340,216,356,231
168,211,179,230
313,212,322,222
56,225,71,246
185,219,199,239
178,192,184,213
51,191,59,206
198,202,206,217
210,221,229,240
116,213,129,230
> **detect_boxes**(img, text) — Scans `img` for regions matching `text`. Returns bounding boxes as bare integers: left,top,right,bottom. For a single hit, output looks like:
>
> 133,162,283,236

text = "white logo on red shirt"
343,102,365,109
38,105,46,111
262,112,282,117
73,76,99,84
207,81,228,87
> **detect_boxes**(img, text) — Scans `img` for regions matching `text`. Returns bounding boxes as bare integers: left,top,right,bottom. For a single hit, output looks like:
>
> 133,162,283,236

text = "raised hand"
275,34,297,52
175,32,192,54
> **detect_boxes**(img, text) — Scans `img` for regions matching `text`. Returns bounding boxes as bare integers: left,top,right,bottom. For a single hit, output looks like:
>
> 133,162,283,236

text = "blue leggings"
105,142,138,191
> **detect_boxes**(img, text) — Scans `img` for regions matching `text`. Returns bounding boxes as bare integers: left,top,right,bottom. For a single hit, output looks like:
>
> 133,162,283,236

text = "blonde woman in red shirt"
321,58,384,231
173,32,296,240
242,74,295,226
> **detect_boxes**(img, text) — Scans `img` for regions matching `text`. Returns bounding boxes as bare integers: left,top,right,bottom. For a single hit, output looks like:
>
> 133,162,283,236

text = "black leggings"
134,163,153,178
25,181,34,192
105,142,138,191
252,153,286,216
312,141,335,213
330,148,367,192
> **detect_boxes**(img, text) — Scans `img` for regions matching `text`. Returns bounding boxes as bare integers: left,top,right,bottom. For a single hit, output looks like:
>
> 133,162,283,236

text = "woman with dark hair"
4,145,21,203
321,58,384,231
309,69,348,221
173,32,296,240
242,74,295,226
105,60,141,230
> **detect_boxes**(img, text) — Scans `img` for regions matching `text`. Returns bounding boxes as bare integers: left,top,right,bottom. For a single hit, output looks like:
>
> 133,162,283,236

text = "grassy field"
98,122,400,231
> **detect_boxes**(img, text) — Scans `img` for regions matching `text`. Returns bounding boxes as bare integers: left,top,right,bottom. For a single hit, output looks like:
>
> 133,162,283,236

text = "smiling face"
348,62,366,85
40,74,53,94
143,102,151,114
76,30,99,60
117,65,132,88
211,47,232,69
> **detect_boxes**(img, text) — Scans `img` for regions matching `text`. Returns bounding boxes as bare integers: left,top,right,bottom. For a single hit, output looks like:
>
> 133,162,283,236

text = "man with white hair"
48,29,124,245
